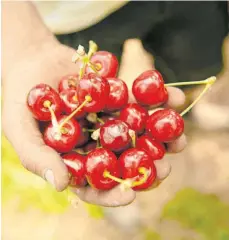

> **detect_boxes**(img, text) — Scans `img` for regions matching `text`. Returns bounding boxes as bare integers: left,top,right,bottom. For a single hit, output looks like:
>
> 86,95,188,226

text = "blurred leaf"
162,188,229,240
144,228,161,240
84,203,104,219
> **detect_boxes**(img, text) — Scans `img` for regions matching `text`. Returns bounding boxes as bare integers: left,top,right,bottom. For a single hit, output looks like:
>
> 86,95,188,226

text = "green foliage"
162,188,229,240
144,228,161,240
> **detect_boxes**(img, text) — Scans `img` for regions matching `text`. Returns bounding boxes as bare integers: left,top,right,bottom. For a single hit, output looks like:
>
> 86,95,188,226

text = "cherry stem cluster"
103,167,148,189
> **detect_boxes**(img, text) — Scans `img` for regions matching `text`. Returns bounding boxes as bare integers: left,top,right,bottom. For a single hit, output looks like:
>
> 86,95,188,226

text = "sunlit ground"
2,38,229,240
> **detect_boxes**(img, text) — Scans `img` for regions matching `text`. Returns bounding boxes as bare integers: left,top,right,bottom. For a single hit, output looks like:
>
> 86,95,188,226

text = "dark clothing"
57,1,228,83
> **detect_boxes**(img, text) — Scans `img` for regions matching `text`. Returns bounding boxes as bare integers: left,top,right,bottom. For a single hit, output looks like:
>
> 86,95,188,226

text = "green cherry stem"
83,128,96,133
165,76,216,87
59,95,92,129
43,100,59,129
180,76,216,117
103,167,148,188
97,117,105,124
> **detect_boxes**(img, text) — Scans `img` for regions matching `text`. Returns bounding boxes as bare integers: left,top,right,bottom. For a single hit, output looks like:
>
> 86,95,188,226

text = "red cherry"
119,148,157,191
132,70,168,106
146,109,184,142
94,115,116,129
58,74,78,92
84,141,97,153
136,135,165,160
119,103,148,134
85,148,119,190
60,89,86,119
43,116,81,153
77,73,110,112
86,51,119,78
75,119,90,147
105,78,128,112
27,83,62,121
100,119,132,152
62,152,87,187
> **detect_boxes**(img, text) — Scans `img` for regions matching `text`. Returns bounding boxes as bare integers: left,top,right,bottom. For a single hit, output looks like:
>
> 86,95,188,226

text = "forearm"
2,1,58,79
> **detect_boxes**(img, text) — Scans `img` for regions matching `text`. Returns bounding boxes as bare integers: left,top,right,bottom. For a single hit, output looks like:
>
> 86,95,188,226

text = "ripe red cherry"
86,51,119,78
119,148,157,191
85,148,120,190
132,70,168,106
146,109,184,142
60,89,86,119
119,103,148,134
77,73,110,112
62,152,87,187
27,83,62,121
43,116,81,153
94,115,116,129
58,74,78,92
105,78,128,112
100,119,132,152
75,119,90,147
136,135,165,160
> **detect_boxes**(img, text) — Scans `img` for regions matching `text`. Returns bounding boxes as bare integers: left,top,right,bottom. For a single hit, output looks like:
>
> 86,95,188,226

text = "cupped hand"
2,39,186,208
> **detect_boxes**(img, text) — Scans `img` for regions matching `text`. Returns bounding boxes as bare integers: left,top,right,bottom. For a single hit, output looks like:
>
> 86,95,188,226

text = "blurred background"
2,1,229,240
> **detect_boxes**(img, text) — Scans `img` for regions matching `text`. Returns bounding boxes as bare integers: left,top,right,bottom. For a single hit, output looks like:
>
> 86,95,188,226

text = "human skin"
2,1,187,207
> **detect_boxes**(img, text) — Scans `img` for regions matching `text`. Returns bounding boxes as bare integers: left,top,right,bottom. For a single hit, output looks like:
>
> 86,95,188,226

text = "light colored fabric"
33,1,129,34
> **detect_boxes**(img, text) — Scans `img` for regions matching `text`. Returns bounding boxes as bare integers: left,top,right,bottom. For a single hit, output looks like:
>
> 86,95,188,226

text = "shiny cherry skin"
84,141,97,153
75,119,90,147
100,119,132,152
85,148,120,190
86,51,119,78
132,70,168,107
77,73,110,112
136,135,165,160
94,115,116,129
62,152,87,187
58,74,78,92
119,103,148,134
119,148,157,191
60,89,86,119
43,115,81,153
146,109,184,142
105,78,128,112
27,83,62,121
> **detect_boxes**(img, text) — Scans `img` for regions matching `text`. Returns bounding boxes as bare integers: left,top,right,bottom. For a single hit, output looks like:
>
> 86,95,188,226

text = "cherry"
105,78,128,112
60,89,86,119
136,135,165,160
75,119,90,147
43,115,81,153
85,148,120,190
58,74,78,92
119,103,148,134
132,70,168,107
100,119,132,152
94,115,116,129
77,73,110,112
146,109,184,142
27,83,62,121
62,152,87,187
86,51,119,78
119,148,157,191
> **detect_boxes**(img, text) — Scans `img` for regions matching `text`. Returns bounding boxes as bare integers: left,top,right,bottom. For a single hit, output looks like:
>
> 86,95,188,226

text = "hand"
2,39,186,208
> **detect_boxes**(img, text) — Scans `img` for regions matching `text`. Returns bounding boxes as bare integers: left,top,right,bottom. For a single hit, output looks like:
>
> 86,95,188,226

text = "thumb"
2,102,69,191
118,39,155,102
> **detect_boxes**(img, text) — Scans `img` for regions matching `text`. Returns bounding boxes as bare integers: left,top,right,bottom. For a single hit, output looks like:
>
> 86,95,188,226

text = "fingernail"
44,169,56,188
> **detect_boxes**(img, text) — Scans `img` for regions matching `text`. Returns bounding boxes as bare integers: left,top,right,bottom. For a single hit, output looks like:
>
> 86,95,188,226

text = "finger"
71,184,136,207
118,39,154,102
166,134,187,153
154,158,172,181
164,86,186,109
2,102,69,191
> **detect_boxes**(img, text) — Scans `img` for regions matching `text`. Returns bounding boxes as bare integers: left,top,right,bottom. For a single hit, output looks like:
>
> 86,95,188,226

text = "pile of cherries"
27,41,215,191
